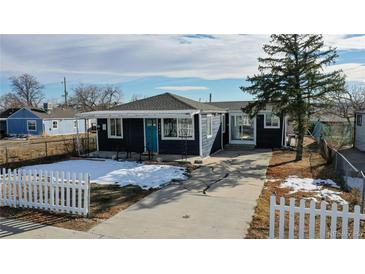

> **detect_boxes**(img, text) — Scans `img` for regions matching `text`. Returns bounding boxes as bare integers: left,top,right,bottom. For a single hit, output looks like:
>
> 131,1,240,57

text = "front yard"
0,158,193,231
246,137,362,239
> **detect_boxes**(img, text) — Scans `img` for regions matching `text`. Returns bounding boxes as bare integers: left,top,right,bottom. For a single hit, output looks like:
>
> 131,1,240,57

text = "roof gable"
8,108,43,119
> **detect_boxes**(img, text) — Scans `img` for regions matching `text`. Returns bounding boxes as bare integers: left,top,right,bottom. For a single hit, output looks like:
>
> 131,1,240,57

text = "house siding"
256,114,283,148
355,113,365,152
43,119,86,136
201,113,222,157
7,108,43,136
158,114,200,155
97,118,144,152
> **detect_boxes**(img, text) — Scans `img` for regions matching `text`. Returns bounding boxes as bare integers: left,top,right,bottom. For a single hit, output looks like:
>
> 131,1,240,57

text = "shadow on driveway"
0,217,47,238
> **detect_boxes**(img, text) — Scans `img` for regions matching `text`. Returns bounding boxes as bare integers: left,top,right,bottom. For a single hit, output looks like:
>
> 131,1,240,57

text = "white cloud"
0,34,270,81
0,34,364,83
327,63,365,82
155,86,209,91
323,35,365,50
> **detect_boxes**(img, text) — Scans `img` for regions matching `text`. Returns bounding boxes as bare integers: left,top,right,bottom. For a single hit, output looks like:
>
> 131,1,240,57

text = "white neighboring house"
42,108,90,136
355,109,365,152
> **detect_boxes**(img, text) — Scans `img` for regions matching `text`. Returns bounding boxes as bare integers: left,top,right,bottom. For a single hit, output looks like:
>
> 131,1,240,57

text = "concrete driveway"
90,149,272,239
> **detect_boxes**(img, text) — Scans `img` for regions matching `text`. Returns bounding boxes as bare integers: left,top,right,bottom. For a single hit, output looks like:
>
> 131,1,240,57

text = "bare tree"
130,94,143,102
328,83,365,124
9,74,44,107
99,86,123,109
0,92,23,111
70,84,123,111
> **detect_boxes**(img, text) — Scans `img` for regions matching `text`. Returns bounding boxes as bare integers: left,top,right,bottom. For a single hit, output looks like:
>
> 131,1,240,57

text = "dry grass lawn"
0,161,195,232
0,184,154,231
245,137,363,239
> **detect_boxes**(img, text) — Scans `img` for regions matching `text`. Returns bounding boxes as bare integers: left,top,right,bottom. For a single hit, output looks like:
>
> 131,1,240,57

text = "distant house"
78,93,288,157
310,112,353,144
355,110,365,152
0,107,88,137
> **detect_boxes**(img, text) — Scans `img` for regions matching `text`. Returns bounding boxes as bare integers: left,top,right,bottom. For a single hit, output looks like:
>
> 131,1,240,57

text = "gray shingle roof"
209,101,251,110
35,108,79,119
113,93,225,112
0,107,80,119
0,108,21,118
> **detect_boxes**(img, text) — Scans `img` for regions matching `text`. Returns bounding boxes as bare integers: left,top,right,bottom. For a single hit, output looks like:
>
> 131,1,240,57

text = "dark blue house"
78,93,288,157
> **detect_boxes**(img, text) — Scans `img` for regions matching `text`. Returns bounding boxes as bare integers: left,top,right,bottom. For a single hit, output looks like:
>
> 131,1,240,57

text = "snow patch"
280,176,348,204
21,159,187,189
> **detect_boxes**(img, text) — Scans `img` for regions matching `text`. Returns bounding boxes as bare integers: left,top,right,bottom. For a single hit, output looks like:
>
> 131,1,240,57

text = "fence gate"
269,195,365,239
0,169,90,216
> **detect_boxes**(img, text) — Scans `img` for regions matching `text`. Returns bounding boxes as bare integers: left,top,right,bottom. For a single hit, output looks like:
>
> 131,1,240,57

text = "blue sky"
0,34,364,103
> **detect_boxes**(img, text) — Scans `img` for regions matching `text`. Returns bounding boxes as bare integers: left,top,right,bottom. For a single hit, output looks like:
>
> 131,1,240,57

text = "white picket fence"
0,169,90,216
269,195,365,239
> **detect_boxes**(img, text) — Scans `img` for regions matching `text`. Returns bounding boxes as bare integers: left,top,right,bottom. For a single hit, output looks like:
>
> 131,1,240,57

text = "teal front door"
145,118,158,153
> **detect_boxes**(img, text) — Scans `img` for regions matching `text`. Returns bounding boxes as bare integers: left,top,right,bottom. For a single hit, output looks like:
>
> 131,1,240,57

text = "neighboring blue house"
0,107,88,137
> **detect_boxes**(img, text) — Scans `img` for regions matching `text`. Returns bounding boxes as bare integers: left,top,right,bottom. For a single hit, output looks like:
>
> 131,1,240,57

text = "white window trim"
108,118,123,139
161,117,195,140
52,120,58,129
27,120,37,132
207,114,213,138
264,113,280,129
222,114,226,133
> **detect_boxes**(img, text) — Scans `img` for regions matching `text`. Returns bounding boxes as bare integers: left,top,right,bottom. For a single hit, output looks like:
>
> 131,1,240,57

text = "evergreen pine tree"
241,34,345,160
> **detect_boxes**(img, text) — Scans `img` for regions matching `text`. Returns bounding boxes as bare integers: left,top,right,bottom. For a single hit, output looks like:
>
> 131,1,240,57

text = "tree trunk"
296,116,305,161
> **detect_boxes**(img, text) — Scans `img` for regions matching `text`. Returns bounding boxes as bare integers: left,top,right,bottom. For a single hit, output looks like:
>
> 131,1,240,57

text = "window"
242,115,251,126
178,118,193,138
357,114,363,126
162,118,194,140
207,115,213,138
27,120,37,131
52,120,58,129
222,114,226,133
74,120,77,128
108,118,123,138
163,118,177,138
264,113,280,128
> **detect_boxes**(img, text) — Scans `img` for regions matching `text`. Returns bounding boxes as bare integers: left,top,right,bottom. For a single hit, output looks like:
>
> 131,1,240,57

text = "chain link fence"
319,137,365,212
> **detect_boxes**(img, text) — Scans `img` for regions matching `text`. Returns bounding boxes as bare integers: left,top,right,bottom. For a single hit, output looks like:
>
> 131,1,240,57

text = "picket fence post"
269,195,365,239
0,168,90,217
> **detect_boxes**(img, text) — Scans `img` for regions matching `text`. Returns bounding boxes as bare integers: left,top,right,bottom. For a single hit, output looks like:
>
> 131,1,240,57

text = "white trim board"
77,110,201,119
206,114,213,139
27,120,37,132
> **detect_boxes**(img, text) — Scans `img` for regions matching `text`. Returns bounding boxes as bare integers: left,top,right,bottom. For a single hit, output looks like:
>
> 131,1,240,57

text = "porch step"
224,144,256,151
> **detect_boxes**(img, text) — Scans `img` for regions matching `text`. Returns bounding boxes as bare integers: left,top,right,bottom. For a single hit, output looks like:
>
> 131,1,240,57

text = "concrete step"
224,144,255,151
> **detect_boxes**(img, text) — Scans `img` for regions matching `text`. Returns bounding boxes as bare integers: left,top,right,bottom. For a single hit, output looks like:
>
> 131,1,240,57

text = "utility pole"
63,77,68,106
